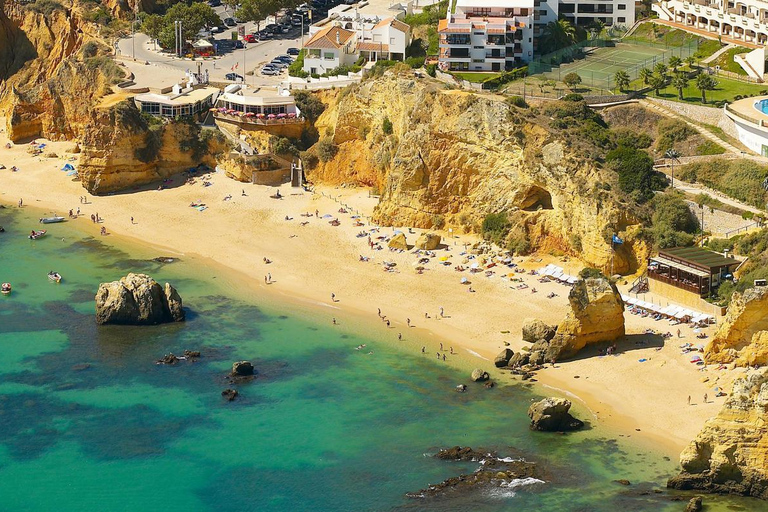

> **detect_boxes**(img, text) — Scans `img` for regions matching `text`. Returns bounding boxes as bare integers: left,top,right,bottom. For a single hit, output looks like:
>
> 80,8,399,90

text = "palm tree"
654,62,668,78
614,70,631,92
649,73,666,96
668,56,682,71
695,73,718,103
543,19,577,53
685,56,696,69
672,73,689,100
639,67,653,85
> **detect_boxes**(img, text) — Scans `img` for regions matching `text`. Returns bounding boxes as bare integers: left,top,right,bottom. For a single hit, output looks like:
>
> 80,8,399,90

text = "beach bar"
647,247,740,298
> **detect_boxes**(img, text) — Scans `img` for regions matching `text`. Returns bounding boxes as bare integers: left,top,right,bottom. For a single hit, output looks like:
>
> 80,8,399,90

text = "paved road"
117,20,308,87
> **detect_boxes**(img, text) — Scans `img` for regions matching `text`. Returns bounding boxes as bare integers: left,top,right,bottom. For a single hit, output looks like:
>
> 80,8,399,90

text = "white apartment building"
653,0,768,46
438,0,536,71
438,0,634,72
303,26,359,75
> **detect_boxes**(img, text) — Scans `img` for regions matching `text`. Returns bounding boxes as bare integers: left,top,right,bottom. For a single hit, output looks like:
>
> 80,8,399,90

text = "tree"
695,73,718,103
654,62,668,78
236,0,278,34
563,72,582,90
157,2,221,49
671,72,689,100
614,70,630,92
685,56,696,69
542,19,577,53
639,67,652,85
649,73,666,96
668,56,682,71
140,13,164,42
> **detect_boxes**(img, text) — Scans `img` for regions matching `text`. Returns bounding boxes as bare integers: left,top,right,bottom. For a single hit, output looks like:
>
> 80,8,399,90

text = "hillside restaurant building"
647,246,741,298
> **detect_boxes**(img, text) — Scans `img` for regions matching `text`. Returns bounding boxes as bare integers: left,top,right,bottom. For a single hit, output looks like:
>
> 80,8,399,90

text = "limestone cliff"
705,287,768,367
308,75,647,273
0,0,110,141
78,101,229,194
667,369,768,499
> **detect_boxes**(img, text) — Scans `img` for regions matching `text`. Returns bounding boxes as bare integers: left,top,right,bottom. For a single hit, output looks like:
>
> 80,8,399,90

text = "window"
474,7,491,15
618,3,626,9
323,52,334,59
390,37,395,44
618,16,626,22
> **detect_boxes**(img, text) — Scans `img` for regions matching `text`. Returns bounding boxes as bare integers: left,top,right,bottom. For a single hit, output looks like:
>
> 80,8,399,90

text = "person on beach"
386,320,391,327
377,308,381,318
407,318,411,327
90,214,95,223
677,329,681,338
18,199,22,208
100,227,107,236
704,393,708,403
331,293,336,302
76,208,80,216
131,217,134,224
688,395,691,405
450,347,454,354
439,307,444,318
421,346,425,353
268,273,272,283
440,343,443,351
264,276,268,284
398,333,402,340
332,318,336,325
443,354,446,361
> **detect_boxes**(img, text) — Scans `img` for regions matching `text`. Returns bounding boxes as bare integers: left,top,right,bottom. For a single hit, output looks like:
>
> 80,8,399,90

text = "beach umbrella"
460,277,469,284
267,114,276,119
277,113,287,118
322,214,333,219
288,112,296,118
256,113,265,118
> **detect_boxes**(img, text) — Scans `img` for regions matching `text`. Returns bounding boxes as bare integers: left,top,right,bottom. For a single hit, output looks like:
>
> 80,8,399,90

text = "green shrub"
431,214,446,229
382,117,393,135
579,267,604,279
481,212,510,245
316,138,337,162
426,63,437,77
613,129,653,149
24,0,64,15
677,160,768,208
300,150,319,169
606,146,665,202
695,140,726,155
506,95,528,108
272,136,299,156
403,0,448,26
293,91,325,121
288,50,308,77
647,192,699,248
562,93,584,102
507,235,530,255
655,118,696,151
405,56,425,68
704,238,734,253
81,41,101,58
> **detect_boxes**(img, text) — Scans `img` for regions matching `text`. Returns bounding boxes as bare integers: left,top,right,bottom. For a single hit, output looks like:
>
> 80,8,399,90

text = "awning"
650,256,711,278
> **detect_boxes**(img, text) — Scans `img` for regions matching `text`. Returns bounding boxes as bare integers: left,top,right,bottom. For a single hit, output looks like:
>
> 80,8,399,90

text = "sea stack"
95,273,185,325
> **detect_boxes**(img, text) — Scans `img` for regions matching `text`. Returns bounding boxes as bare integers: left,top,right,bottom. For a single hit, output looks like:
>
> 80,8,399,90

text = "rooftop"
134,86,219,106
456,0,534,9
658,246,740,272
217,86,297,107
725,95,768,127
304,25,356,49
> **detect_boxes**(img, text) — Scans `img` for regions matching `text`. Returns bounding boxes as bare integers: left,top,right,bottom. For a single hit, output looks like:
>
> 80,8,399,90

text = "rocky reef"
405,446,542,499
667,368,768,499
527,397,584,432
705,287,768,367
95,273,185,325
308,75,647,273
526,278,625,362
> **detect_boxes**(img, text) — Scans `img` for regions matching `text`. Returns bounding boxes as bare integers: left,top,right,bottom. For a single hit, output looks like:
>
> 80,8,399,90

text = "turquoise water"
0,205,765,511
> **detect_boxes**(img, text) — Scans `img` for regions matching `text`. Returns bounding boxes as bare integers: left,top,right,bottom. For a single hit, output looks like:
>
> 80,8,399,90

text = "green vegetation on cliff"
677,160,768,209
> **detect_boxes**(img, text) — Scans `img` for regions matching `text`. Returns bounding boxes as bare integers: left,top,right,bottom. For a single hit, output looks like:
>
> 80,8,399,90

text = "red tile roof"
304,26,356,49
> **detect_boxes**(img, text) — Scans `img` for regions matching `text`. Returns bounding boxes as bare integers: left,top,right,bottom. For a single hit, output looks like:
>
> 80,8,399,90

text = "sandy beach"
0,124,747,455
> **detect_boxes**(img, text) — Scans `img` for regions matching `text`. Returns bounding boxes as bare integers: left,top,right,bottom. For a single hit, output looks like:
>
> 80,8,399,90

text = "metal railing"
648,269,708,295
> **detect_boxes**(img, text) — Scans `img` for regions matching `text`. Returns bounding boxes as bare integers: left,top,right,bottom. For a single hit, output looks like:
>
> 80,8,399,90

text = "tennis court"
532,40,697,89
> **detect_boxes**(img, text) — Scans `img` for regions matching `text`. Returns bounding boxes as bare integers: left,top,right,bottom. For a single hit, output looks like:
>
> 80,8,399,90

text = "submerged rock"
95,273,185,325
406,446,541,499
152,256,178,263
667,369,768,499
527,397,584,432
685,496,703,512
156,353,179,365
183,350,201,359
221,389,239,402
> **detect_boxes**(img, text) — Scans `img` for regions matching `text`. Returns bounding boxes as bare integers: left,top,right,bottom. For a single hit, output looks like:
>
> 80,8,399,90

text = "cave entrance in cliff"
521,186,553,211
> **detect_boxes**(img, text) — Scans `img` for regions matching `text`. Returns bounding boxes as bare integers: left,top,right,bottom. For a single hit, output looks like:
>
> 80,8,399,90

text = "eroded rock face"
309,75,648,273
543,278,625,361
494,348,514,368
667,369,768,499
705,287,768,367
522,318,557,343
388,232,408,250
527,397,584,432
95,273,185,325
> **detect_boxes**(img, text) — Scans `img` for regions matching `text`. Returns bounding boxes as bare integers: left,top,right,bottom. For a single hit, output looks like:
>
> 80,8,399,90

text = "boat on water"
1,283,11,295
29,230,46,240
39,215,65,224
48,271,62,283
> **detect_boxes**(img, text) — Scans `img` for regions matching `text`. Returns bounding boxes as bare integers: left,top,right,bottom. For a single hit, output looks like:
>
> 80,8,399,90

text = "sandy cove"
0,127,749,455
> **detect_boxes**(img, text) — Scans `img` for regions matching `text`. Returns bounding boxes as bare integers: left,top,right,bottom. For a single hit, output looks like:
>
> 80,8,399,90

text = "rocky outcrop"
231,361,254,376
388,232,408,250
470,368,489,382
415,232,441,250
309,75,648,273
527,397,584,432
667,369,768,499
494,348,514,367
77,102,228,194
95,273,185,325
522,318,557,343
527,278,624,362
705,287,768,367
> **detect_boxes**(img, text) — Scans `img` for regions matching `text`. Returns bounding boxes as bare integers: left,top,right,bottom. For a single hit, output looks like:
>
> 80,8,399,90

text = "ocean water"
0,205,765,512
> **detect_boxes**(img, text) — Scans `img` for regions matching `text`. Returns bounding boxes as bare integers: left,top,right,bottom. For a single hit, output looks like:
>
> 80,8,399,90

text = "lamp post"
131,10,136,60
665,148,680,188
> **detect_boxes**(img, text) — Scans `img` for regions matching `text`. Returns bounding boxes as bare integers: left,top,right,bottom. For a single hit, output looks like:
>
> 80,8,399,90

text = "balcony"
485,52,506,59
648,269,708,296
213,110,304,126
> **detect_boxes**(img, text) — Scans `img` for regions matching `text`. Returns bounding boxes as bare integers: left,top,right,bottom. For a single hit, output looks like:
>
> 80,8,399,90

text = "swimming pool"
755,98,768,114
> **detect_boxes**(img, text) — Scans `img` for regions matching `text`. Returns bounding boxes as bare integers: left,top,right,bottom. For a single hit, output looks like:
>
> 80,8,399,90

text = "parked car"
291,16,303,26
226,72,244,81
211,25,225,34
287,47,300,55
224,17,236,26
269,60,287,68
258,30,273,39
234,40,244,49
244,34,257,43
208,0,221,6
261,67,281,75
274,55,293,63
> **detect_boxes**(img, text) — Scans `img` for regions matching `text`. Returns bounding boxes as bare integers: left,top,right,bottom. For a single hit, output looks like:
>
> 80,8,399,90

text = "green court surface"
540,43,673,87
